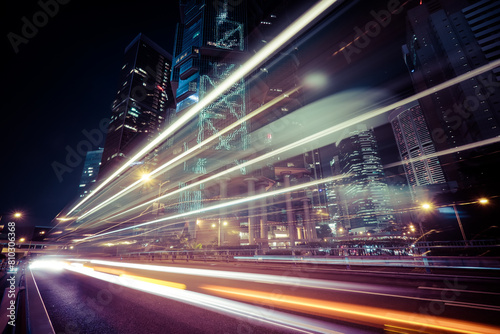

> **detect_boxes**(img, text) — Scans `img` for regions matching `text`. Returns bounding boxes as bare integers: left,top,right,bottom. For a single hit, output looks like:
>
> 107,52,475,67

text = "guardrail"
117,242,500,272
233,254,500,271
123,248,258,263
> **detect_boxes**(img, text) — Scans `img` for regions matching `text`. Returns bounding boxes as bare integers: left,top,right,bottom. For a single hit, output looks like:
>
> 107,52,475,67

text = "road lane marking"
418,286,500,295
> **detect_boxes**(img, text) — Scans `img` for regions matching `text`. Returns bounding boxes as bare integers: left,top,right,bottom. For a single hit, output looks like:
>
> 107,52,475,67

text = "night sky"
2,0,180,227
1,0,414,229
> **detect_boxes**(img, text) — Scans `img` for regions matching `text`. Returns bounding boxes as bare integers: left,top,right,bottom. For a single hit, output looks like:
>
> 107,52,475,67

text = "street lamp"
451,198,488,245
422,198,470,246
415,202,433,240
140,173,170,217
450,203,468,246
421,203,432,210
0,212,23,221
421,201,468,245
422,198,489,246
478,198,489,205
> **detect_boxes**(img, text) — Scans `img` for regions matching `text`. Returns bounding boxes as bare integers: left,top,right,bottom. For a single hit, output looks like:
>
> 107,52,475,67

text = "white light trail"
88,58,500,226
84,260,500,314
80,174,344,241
59,261,343,334
77,178,145,220
384,136,500,169
87,259,400,293
77,86,301,221
65,0,340,216
32,260,500,333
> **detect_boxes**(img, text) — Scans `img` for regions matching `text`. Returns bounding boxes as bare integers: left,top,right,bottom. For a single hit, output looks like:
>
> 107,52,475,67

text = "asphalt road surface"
29,259,500,333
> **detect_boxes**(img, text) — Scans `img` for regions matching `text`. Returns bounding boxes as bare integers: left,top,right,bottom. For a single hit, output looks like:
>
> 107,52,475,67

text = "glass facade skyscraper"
100,34,175,177
78,148,103,198
170,0,248,216
171,0,248,153
390,101,447,200
335,127,394,232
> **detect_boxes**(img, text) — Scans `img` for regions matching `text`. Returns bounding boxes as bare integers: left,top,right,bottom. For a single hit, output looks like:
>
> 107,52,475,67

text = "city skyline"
2,0,412,227
1,1,500,332
2,0,498,245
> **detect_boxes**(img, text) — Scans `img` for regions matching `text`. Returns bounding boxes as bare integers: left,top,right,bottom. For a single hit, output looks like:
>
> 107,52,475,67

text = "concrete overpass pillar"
282,173,295,246
245,177,258,245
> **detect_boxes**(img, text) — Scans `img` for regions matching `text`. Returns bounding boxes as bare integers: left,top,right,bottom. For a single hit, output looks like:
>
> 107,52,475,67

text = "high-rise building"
78,148,103,198
389,101,448,200
171,0,248,152
170,0,249,217
462,0,500,81
247,1,303,132
165,0,251,246
403,0,500,188
100,34,175,177
326,155,347,234
335,126,394,232
166,0,328,247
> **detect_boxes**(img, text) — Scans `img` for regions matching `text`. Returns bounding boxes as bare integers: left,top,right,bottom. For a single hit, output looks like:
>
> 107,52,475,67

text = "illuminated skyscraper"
170,0,248,216
78,148,103,198
100,34,175,177
389,101,447,200
171,0,248,152
336,126,394,232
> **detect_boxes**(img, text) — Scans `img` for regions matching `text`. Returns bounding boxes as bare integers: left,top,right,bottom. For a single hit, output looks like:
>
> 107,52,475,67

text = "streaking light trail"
36,260,346,334
76,86,302,221
31,259,500,334
75,58,500,232
79,174,345,241
384,136,500,169
201,285,499,334
65,0,341,217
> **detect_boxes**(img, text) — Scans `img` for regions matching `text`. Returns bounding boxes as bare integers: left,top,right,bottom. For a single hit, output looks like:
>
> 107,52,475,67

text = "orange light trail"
201,285,500,334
